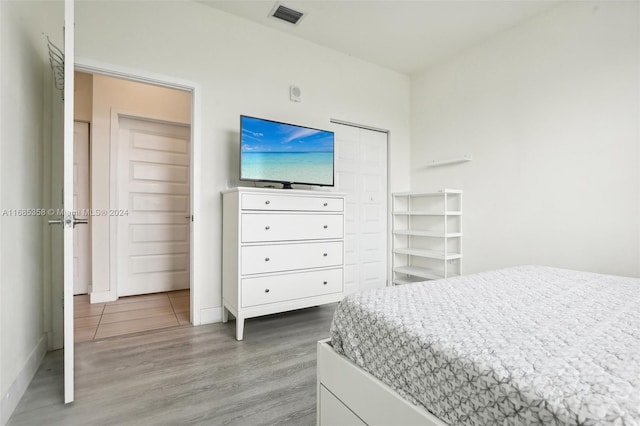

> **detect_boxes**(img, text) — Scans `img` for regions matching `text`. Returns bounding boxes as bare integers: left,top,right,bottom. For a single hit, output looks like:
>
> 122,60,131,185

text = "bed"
317,265,640,425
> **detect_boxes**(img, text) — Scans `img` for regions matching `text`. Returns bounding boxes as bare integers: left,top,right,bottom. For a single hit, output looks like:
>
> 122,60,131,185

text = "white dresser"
222,187,345,340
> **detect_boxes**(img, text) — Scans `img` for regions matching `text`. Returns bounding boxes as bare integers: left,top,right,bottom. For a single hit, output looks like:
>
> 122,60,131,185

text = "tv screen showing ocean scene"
240,116,335,186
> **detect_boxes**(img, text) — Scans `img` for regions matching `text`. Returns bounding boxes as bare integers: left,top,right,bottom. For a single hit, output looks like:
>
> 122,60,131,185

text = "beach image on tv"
241,116,334,186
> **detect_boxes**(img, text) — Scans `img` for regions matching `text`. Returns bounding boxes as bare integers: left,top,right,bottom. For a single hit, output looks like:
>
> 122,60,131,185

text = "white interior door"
73,121,91,295
63,0,75,404
115,115,191,297
333,123,388,294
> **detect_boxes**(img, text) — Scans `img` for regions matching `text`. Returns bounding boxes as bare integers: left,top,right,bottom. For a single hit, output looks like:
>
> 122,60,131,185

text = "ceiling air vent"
270,3,305,25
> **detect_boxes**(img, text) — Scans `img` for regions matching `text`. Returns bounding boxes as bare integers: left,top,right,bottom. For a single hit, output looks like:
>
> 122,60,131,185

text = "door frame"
74,58,203,326
73,120,91,295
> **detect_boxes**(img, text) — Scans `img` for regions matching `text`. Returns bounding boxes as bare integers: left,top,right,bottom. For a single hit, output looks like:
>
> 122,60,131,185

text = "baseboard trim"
1,335,47,425
90,290,116,304
199,306,222,325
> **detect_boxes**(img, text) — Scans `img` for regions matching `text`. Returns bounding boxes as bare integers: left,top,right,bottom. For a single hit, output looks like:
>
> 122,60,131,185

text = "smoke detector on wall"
269,3,306,25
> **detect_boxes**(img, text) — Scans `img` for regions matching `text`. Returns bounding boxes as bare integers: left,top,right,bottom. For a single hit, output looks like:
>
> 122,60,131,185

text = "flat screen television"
240,115,335,189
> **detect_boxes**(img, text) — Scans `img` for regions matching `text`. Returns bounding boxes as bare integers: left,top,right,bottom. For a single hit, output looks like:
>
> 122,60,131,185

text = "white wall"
0,1,62,422
410,1,640,277
75,0,411,321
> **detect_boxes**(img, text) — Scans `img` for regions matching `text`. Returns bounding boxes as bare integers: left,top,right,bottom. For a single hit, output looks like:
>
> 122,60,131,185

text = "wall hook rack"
44,34,64,98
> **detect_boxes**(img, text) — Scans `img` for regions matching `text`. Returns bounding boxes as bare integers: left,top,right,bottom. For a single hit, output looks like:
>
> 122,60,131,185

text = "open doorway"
73,71,193,341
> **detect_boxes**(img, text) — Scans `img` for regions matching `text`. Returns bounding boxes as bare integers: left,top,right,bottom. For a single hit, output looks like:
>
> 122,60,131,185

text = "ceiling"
198,0,560,75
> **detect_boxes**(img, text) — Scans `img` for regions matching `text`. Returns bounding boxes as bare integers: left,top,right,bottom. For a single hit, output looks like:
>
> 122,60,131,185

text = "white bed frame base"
317,339,446,426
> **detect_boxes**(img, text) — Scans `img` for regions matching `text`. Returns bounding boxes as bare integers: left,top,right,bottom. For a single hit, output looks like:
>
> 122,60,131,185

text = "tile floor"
74,290,190,342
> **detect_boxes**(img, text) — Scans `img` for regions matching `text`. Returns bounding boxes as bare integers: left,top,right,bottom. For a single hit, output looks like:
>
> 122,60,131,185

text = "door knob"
48,214,88,228
72,217,89,228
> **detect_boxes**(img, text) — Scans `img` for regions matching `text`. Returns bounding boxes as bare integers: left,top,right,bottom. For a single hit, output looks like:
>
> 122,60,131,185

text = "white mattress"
330,265,640,425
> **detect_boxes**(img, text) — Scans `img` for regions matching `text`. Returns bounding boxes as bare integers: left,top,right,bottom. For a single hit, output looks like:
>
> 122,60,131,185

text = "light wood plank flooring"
8,304,337,425
74,290,190,342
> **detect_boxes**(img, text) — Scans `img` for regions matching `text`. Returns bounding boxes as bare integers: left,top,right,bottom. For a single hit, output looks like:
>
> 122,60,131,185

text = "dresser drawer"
241,241,343,275
242,268,343,307
242,193,344,212
242,213,343,242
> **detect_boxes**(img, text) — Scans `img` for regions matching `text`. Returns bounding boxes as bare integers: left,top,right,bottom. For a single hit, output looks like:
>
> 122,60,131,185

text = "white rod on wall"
426,154,472,167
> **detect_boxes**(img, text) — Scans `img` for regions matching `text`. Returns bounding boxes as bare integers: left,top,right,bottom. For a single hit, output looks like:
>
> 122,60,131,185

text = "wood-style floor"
74,290,190,342
8,304,337,425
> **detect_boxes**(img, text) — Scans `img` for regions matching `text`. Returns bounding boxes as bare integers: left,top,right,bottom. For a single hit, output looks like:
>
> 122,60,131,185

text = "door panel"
63,0,75,404
333,124,388,294
116,116,191,297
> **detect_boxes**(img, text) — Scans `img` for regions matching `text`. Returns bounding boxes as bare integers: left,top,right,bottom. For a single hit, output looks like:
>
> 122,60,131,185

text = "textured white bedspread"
330,266,640,425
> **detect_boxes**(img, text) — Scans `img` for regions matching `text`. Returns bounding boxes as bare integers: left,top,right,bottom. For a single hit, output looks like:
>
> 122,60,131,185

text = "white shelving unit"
392,189,463,285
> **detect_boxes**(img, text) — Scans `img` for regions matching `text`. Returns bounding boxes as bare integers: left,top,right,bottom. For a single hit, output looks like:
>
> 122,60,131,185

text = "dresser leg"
236,317,245,341
222,306,228,323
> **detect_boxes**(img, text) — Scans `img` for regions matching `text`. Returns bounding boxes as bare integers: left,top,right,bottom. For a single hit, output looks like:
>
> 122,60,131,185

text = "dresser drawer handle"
265,225,270,230
265,257,270,262
265,200,271,205
323,253,328,257
323,202,328,207
323,225,328,229
265,288,270,293
323,281,328,285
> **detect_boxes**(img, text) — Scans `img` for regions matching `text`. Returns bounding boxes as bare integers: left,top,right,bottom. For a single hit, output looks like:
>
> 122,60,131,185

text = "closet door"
332,123,388,294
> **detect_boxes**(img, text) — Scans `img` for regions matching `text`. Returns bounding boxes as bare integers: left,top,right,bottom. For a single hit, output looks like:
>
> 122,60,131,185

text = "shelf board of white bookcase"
394,230,463,238
392,189,463,197
393,276,428,285
394,248,462,260
393,266,443,281
392,210,462,216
